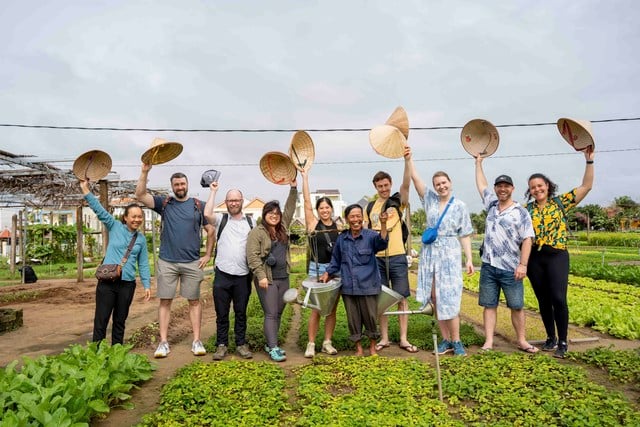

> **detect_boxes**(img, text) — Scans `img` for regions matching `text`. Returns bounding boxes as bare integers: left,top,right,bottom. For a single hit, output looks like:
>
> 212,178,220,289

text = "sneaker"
269,346,287,362
212,344,227,361
265,345,286,355
236,344,253,359
321,340,338,355
192,340,207,356
154,341,170,358
452,341,467,356
542,337,558,352
304,342,316,358
434,339,453,355
553,341,568,359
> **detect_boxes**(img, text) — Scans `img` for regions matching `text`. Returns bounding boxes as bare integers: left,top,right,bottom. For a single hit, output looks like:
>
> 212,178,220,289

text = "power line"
1,117,639,133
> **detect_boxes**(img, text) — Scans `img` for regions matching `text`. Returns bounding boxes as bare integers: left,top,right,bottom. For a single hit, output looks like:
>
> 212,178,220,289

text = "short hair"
372,171,392,185
121,204,143,225
344,204,363,218
170,172,188,183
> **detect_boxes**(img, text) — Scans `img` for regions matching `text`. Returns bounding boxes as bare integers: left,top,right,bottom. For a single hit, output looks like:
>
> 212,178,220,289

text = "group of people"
81,140,594,361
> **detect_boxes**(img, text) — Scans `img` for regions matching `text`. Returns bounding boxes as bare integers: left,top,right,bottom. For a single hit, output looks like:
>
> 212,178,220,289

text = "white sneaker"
154,341,170,358
192,340,206,356
304,342,316,358
321,340,338,355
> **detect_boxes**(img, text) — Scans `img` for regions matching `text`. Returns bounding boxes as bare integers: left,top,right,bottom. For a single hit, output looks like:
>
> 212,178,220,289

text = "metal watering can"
283,277,342,317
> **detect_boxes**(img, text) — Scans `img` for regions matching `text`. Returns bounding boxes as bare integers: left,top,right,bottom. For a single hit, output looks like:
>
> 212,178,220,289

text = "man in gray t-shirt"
136,163,215,358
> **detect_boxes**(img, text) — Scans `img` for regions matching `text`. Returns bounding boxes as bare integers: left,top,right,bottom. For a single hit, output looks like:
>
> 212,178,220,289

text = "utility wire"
1,117,639,133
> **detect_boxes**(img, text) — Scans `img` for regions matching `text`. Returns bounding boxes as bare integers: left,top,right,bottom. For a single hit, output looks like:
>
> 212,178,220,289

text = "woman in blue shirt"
80,179,151,345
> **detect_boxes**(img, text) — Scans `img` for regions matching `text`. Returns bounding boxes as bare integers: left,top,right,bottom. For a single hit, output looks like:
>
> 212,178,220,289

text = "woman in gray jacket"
246,182,297,362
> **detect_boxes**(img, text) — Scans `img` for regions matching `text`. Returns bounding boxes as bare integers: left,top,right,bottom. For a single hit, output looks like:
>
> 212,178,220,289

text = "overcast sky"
1,0,639,227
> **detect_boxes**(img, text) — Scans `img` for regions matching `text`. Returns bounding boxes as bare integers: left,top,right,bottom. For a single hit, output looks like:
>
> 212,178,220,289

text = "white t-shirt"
213,213,253,276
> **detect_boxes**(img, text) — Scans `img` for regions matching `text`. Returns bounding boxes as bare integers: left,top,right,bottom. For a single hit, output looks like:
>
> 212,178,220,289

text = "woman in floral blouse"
525,149,595,358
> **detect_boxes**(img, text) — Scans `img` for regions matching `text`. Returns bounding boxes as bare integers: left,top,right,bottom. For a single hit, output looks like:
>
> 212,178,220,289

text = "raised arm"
301,171,318,232
411,158,427,199
135,163,155,208
281,178,298,228
574,149,595,204
204,181,219,224
400,145,412,206
474,155,488,197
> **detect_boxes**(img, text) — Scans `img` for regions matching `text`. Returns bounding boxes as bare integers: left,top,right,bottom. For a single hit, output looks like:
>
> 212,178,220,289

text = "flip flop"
374,342,390,351
518,345,539,354
399,344,419,353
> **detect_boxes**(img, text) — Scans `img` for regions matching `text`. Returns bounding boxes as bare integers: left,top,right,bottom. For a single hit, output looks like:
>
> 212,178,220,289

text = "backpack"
160,196,204,232
19,265,37,284
366,192,409,245
215,213,254,259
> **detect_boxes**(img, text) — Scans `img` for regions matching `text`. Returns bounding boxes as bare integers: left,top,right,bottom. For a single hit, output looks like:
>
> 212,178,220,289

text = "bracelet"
586,160,594,164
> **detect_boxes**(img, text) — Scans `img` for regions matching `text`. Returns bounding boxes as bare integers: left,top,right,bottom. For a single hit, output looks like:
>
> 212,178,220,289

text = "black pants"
213,268,252,346
342,294,380,342
93,279,136,345
527,245,570,342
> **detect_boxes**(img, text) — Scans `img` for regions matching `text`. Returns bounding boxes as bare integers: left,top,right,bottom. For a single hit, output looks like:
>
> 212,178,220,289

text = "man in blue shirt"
136,163,215,358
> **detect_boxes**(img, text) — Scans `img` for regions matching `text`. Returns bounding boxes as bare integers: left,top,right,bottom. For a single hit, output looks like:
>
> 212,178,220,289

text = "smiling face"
528,177,549,203
346,206,364,234
171,177,188,200
225,190,243,216
494,183,514,202
432,174,451,198
374,178,392,200
264,209,281,227
317,200,333,222
123,206,144,232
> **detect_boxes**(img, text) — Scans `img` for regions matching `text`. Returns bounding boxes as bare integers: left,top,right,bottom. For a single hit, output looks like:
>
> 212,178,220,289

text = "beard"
173,189,187,199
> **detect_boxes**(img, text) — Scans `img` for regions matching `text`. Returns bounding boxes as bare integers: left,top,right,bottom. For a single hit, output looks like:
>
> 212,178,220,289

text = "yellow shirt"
527,190,577,250
365,198,406,257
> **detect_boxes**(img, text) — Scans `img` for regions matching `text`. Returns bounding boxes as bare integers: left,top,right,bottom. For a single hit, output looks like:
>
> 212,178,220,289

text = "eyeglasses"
225,199,243,204
266,211,281,216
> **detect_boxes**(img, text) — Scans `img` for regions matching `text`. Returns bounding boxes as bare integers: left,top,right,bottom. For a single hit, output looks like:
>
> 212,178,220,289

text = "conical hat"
259,151,297,185
288,130,315,172
369,125,407,159
385,106,409,139
141,137,183,165
460,119,500,158
72,150,112,181
557,118,595,151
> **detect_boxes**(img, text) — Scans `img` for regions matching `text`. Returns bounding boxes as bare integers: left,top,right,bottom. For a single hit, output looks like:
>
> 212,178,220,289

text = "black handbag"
95,233,138,282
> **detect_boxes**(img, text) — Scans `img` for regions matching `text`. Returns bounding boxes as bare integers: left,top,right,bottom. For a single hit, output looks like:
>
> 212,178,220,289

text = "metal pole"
433,331,443,402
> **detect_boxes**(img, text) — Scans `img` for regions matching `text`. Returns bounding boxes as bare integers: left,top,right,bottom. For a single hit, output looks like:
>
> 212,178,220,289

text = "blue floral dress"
416,190,473,320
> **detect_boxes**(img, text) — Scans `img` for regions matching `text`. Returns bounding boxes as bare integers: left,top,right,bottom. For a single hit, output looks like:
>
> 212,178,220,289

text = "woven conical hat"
259,151,297,185
460,119,500,158
141,137,183,165
288,131,315,172
72,150,112,181
385,106,409,139
369,125,407,159
557,118,595,151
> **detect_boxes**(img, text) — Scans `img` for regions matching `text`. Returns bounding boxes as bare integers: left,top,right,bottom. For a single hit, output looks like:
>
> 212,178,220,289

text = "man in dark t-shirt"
136,163,215,358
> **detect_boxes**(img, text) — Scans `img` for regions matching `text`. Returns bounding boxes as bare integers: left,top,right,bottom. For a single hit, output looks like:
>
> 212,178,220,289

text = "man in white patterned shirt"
475,156,538,353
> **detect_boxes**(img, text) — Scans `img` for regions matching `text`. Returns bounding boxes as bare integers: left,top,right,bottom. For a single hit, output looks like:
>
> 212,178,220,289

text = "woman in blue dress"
402,146,474,356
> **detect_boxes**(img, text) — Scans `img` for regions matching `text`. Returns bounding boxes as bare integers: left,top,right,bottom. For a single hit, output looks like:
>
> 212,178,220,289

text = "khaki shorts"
156,258,204,300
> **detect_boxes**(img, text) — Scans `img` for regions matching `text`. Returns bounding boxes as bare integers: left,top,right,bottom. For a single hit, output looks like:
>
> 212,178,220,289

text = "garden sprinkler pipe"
382,302,434,316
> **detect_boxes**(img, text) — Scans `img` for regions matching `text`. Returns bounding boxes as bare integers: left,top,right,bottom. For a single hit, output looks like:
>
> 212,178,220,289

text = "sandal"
399,343,419,353
374,342,390,351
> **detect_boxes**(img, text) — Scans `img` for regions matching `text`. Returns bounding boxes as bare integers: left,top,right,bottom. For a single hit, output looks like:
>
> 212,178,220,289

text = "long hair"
525,173,558,201
262,200,288,243
315,196,334,211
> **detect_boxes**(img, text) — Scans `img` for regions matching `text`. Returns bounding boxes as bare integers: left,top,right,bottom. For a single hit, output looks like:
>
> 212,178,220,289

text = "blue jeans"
376,255,410,297
479,263,524,309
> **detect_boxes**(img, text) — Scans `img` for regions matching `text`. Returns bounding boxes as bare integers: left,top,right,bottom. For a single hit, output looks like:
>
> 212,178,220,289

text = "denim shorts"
376,255,410,298
478,263,524,309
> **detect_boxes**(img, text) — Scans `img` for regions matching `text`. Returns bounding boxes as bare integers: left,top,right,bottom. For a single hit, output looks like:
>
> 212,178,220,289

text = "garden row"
463,272,640,340
139,353,640,426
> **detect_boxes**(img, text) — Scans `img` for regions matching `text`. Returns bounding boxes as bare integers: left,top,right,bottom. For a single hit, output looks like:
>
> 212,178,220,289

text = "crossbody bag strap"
434,196,454,229
120,232,139,267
